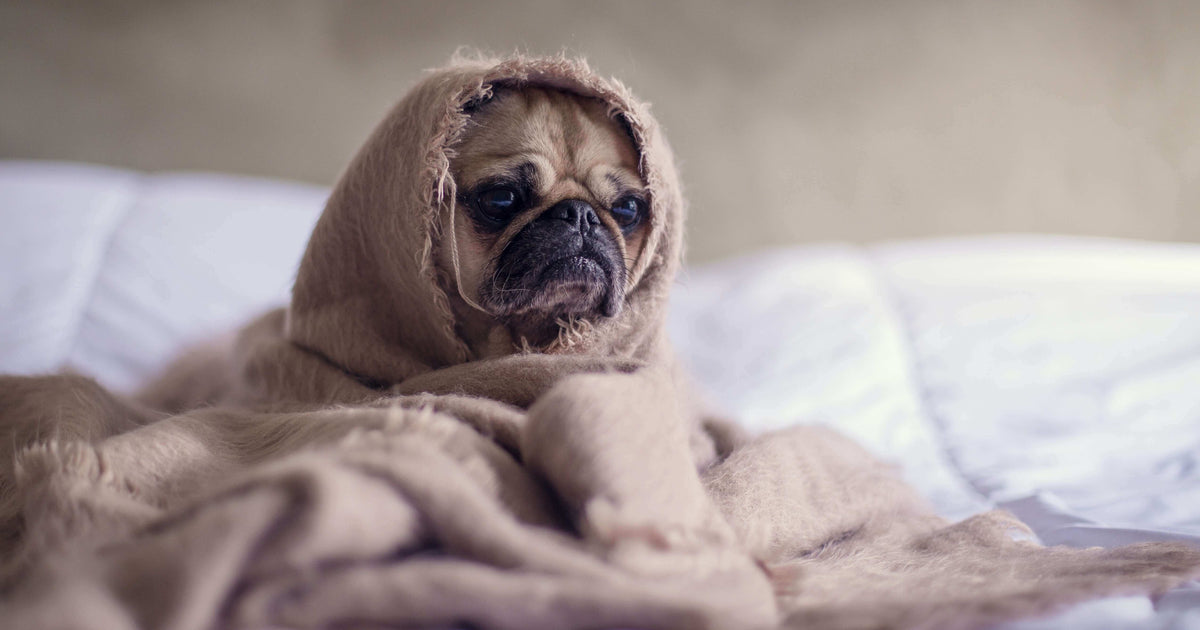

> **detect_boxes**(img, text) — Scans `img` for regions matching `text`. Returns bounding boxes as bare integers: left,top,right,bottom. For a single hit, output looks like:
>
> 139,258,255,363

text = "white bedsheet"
670,241,1200,628
2,161,1197,628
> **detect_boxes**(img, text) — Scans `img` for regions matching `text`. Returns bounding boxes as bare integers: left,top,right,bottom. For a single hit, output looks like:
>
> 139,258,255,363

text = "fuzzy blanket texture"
1,55,1198,630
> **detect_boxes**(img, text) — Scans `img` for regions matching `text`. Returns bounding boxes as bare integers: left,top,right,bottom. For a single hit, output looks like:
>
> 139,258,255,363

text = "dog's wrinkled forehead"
452,87,644,214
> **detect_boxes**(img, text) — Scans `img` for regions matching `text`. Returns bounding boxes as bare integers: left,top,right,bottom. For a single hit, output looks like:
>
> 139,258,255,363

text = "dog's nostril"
544,199,599,230
547,202,574,221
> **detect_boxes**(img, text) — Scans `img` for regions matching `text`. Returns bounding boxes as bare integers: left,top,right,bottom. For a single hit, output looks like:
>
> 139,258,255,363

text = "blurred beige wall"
2,0,1198,263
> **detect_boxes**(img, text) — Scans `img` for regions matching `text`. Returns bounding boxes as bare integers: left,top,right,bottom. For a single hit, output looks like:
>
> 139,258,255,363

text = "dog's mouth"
510,252,611,317
478,205,629,331
540,255,606,285
482,246,623,321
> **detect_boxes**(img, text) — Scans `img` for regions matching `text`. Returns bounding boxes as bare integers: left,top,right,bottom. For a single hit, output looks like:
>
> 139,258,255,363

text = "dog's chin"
477,211,629,344
499,255,619,317
532,255,609,312
481,252,624,344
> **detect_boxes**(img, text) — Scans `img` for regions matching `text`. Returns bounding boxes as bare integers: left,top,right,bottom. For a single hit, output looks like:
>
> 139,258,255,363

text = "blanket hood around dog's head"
285,55,686,386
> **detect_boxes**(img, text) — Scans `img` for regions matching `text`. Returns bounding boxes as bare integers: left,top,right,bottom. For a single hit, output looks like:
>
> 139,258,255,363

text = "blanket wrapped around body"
1,55,1198,630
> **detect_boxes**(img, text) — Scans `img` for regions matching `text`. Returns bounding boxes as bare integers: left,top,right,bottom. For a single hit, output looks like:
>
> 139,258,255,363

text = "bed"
2,160,1197,628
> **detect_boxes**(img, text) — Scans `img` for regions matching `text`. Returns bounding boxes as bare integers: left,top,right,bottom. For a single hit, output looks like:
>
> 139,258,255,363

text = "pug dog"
442,87,650,353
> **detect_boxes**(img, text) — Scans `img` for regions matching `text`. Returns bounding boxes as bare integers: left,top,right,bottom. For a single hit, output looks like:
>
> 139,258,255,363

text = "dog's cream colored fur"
1,55,1198,630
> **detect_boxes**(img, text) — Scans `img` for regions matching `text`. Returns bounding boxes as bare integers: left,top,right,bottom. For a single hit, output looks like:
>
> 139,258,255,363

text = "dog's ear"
461,91,494,115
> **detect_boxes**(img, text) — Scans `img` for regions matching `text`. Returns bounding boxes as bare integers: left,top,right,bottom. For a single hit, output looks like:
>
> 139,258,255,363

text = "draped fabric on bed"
1,55,1198,630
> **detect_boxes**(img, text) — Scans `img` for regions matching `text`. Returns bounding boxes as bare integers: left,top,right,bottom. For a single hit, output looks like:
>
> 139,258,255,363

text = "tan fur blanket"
2,55,1198,630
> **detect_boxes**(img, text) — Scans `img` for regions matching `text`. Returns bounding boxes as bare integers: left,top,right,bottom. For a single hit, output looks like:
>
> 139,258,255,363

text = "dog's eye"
610,196,644,231
475,186,522,224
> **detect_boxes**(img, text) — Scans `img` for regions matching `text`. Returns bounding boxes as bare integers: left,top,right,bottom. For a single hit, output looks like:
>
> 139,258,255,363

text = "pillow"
0,161,325,391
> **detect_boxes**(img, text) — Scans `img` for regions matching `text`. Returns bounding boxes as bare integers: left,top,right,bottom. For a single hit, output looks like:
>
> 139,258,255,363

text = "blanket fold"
2,53,1198,630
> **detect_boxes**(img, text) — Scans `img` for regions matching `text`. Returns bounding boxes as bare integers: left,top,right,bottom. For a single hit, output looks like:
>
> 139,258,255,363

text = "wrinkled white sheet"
1,161,1197,628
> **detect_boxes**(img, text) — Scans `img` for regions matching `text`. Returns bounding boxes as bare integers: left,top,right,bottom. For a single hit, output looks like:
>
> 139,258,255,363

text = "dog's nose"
543,199,601,232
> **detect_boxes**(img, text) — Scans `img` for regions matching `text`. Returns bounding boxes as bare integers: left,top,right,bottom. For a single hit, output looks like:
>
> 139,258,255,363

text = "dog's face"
447,87,649,344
